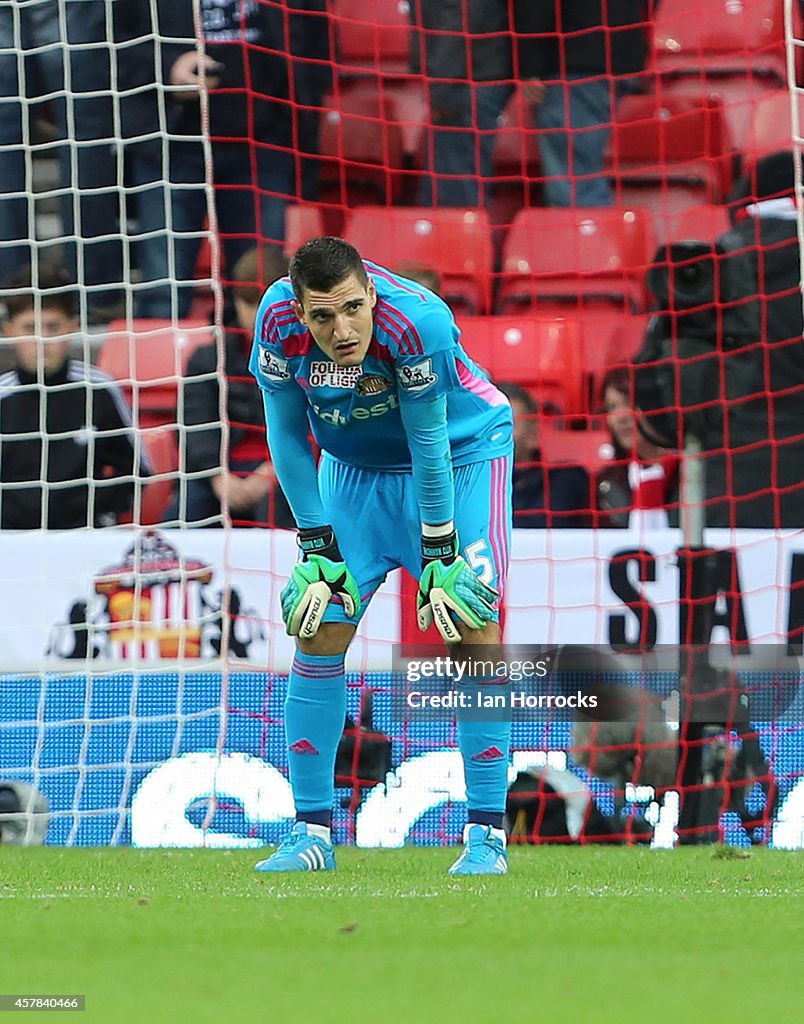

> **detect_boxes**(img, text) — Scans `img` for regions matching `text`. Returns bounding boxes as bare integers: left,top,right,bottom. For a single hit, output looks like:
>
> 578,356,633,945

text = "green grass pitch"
0,845,801,1024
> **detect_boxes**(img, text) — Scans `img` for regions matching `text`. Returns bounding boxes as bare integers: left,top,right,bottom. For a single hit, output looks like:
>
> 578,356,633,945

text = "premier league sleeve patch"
395,358,439,394
258,347,291,382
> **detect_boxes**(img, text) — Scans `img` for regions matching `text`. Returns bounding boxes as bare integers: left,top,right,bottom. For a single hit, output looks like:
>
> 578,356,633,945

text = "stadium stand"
138,426,180,526
458,315,584,416
741,87,804,171
650,0,795,150
538,420,613,475
657,204,732,245
284,205,327,258
344,206,493,314
331,0,412,76
608,92,735,213
652,0,787,82
498,207,656,314
97,320,213,429
318,87,407,208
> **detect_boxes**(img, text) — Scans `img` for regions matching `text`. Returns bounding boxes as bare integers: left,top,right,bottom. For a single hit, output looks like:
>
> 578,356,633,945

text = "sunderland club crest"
48,531,262,661
356,373,391,395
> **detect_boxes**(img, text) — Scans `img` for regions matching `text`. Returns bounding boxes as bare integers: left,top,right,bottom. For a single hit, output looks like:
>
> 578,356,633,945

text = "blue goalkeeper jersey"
249,261,512,472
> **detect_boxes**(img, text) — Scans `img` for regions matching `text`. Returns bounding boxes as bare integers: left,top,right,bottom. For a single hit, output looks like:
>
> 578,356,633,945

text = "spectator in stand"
412,1,653,208
169,246,294,528
517,1,654,207
596,367,678,529
393,263,442,296
115,1,330,319
0,266,146,530
633,151,804,528
497,381,589,528
0,1,122,322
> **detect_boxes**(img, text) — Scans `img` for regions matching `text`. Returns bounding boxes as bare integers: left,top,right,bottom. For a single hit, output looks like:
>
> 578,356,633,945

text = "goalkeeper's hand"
281,526,361,639
416,529,498,644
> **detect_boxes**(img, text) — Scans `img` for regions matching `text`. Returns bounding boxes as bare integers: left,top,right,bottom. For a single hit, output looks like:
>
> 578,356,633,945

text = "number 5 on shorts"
464,539,494,586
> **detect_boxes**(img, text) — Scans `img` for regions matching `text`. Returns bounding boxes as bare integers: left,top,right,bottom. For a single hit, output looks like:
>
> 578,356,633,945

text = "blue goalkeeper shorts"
317,453,512,624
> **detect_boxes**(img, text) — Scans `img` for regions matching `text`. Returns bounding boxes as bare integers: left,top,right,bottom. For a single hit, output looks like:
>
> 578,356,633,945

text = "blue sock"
285,651,346,824
458,718,512,830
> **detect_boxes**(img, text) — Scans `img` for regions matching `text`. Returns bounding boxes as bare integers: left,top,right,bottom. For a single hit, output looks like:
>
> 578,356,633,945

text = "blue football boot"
254,822,336,873
448,824,508,876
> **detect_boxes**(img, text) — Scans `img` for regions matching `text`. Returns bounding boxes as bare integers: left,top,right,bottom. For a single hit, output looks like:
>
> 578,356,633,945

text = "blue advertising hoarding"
2,670,803,849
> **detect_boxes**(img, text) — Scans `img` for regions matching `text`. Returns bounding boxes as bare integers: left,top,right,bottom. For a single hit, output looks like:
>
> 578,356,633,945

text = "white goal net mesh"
0,0,801,851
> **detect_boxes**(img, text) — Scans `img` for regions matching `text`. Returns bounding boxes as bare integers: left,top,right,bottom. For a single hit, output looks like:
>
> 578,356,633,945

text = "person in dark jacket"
0,1,122,321
115,1,330,318
412,1,653,208
497,381,589,528
0,266,146,530
170,246,294,528
633,151,804,528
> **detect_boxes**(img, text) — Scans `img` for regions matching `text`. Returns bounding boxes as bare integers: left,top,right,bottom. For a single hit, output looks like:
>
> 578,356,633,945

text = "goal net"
0,0,802,851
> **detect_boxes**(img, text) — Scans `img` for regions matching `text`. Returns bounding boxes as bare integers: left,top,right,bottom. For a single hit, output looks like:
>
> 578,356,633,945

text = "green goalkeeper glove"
281,526,361,639
416,530,498,644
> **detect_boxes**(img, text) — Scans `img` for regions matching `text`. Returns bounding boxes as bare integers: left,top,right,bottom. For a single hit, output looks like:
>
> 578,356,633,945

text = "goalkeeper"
249,237,513,875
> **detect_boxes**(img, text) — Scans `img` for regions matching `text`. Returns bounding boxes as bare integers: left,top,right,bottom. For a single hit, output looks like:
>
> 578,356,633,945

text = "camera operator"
632,151,804,528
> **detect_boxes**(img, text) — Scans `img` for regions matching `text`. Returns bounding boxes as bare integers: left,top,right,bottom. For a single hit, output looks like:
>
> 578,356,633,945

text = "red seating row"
319,77,804,211
317,84,738,210
286,202,730,317
95,306,647,432
97,319,213,428
328,0,797,166
332,0,790,83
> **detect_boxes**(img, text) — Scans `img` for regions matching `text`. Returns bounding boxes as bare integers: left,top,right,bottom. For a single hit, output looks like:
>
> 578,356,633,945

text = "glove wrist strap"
421,529,459,566
298,525,342,562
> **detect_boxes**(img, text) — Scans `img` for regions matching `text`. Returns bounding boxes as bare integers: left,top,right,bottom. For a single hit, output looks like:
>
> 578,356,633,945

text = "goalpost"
0,0,802,851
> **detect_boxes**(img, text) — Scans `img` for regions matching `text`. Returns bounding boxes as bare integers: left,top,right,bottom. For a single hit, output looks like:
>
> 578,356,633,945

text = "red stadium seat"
139,427,179,526
493,87,542,179
652,76,782,157
521,305,648,368
98,320,213,429
333,79,426,164
344,206,493,314
653,0,788,83
608,93,735,209
318,87,407,205
559,308,650,377
742,88,804,173
489,87,542,221
284,205,326,257
457,315,585,415
498,208,656,314
332,0,411,76
379,79,427,162
539,422,613,474
658,204,731,245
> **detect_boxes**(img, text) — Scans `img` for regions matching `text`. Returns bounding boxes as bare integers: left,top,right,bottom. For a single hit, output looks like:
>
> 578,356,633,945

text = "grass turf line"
0,845,801,1024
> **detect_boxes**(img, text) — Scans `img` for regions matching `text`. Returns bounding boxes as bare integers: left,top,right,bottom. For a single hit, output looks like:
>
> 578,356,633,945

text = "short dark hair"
3,264,77,321
231,245,289,305
289,236,368,303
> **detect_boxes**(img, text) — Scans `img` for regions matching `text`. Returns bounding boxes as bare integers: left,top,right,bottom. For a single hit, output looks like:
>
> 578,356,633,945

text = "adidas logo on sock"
289,739,320,755
471,745,504,762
